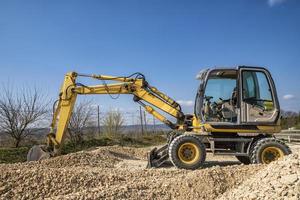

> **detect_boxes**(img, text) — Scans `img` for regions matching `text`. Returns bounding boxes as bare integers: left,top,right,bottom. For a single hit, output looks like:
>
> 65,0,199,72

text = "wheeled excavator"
27,66,291,169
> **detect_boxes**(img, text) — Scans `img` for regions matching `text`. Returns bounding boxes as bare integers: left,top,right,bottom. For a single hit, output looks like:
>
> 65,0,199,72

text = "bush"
0,147,29,164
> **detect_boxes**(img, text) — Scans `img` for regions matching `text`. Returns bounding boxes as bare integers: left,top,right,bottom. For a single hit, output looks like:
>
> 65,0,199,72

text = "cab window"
202,70,238,122
242,71,273,105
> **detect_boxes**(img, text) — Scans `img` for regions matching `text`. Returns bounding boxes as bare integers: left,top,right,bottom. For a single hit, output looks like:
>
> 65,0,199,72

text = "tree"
102,109,124,136
281,110,299,129
68,100,94,144
0,86,48,147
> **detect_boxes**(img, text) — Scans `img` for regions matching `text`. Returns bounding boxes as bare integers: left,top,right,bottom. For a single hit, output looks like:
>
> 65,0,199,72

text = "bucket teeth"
27,145,51,161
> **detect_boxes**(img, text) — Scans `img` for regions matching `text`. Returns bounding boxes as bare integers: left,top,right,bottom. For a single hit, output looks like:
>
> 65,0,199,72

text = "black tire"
250,137,292,164
236,156,251,165
168,134,206,170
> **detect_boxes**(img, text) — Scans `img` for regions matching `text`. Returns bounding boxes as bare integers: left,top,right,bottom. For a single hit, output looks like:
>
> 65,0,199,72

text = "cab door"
239,67,280,124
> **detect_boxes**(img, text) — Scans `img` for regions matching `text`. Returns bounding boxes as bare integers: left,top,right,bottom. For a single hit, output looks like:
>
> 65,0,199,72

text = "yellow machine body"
27,66,288,169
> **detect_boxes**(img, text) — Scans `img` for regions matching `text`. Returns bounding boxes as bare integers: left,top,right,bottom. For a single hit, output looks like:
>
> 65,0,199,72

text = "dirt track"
0,145,299,200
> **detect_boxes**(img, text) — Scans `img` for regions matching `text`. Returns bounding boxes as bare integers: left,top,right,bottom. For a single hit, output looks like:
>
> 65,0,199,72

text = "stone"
280,174,298,185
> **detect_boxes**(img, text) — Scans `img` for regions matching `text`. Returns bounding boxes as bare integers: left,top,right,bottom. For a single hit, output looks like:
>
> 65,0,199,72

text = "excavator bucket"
147,144,169,168
27,145,51,161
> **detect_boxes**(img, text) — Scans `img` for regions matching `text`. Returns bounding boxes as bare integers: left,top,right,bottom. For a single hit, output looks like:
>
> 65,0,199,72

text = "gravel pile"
48,165,261,200
0,145,299,200
39,146,149,168
218,150,300,200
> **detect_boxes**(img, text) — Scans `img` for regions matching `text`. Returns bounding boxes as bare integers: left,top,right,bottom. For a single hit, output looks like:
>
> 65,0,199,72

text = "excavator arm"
27,72,186,162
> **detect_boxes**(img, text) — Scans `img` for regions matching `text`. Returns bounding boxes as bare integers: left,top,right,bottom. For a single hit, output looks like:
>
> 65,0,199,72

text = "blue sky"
0,0,299,117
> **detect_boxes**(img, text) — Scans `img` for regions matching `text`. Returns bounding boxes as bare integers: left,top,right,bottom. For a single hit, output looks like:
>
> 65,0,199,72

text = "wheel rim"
261,147,284,164
177,142,200,165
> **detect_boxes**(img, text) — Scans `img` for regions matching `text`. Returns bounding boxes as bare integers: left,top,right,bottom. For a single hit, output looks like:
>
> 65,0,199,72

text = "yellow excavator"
27,66,291,169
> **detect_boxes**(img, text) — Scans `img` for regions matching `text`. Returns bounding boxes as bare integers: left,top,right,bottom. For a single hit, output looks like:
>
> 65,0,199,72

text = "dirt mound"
0,145,298,200
46,165,261,200
218,150,300,200
37,146,148,168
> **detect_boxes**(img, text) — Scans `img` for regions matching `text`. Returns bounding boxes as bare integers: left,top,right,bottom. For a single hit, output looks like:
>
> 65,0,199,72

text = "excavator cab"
195,66,281,131
149,66,287,169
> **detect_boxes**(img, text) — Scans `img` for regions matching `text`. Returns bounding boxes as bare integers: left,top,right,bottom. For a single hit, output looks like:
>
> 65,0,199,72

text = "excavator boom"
27,72,186,161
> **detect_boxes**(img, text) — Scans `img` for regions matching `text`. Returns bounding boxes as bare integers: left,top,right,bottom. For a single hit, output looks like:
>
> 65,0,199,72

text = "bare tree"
281,110,300,129
68,100,95,144
0,86,48,147
102,109,124,136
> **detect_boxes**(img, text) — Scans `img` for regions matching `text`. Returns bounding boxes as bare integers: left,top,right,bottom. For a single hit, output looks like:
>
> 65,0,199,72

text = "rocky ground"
0,144,299,200
218,149,300,200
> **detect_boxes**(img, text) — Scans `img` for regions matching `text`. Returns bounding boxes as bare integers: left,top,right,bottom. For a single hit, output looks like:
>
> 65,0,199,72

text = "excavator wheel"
250,138,291,164
27,145,51,161
169,134,206,170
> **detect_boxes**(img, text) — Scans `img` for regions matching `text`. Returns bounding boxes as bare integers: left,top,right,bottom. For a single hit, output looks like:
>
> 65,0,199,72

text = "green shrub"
0,147,29,164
